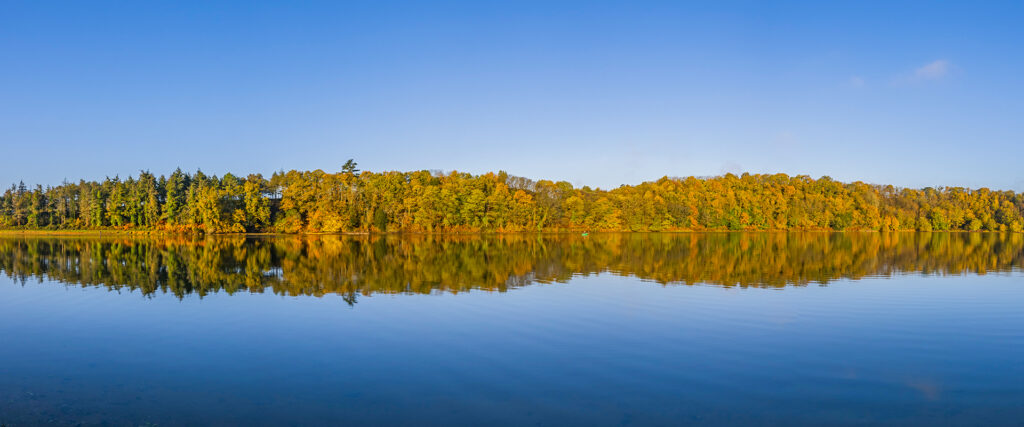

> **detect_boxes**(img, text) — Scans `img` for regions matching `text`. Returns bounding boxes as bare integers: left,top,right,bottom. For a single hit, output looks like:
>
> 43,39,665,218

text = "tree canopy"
2,168,1022,233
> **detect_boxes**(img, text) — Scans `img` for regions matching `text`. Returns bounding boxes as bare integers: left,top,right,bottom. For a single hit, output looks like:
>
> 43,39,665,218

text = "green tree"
342,159,360,176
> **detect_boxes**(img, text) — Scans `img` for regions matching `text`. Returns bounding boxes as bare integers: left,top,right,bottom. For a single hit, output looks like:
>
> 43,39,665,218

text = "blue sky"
1,1,1022,190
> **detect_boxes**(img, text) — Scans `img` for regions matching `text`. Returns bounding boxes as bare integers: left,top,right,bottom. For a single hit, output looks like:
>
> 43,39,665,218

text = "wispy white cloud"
848,76,865,87
889,59,954,86
913,59,951,81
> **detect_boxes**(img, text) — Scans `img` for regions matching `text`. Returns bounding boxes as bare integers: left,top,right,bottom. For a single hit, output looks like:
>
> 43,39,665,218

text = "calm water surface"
1,233,1022,426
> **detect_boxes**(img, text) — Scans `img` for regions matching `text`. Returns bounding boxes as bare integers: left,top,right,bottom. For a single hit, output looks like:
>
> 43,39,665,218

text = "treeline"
2,233,1021,301
2,163,1023,233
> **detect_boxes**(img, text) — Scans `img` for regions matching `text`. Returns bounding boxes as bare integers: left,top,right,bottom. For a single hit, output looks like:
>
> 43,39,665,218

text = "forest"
1,161,1023,233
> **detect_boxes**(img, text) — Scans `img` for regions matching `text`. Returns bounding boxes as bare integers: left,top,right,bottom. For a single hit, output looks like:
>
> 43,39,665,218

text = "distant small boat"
581,232,589,237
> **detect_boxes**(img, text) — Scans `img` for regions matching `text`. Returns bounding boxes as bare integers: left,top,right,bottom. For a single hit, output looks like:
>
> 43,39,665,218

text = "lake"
1,232,1022,426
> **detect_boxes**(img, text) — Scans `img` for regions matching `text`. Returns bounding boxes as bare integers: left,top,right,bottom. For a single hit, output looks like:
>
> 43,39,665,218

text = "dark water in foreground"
0,233,1022,426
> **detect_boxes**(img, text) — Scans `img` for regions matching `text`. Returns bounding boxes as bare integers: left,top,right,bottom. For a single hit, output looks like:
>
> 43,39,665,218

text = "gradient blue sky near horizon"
1,1,1022,191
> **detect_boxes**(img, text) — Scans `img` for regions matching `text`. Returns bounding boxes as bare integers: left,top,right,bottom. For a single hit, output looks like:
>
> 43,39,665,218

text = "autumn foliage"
2,167,1023,233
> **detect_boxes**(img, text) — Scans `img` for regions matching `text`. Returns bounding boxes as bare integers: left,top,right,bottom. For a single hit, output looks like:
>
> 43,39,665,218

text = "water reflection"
0,232,1021,301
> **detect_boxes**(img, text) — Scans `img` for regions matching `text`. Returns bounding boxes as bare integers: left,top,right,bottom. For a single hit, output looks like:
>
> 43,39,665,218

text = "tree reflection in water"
1,232,1021,304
